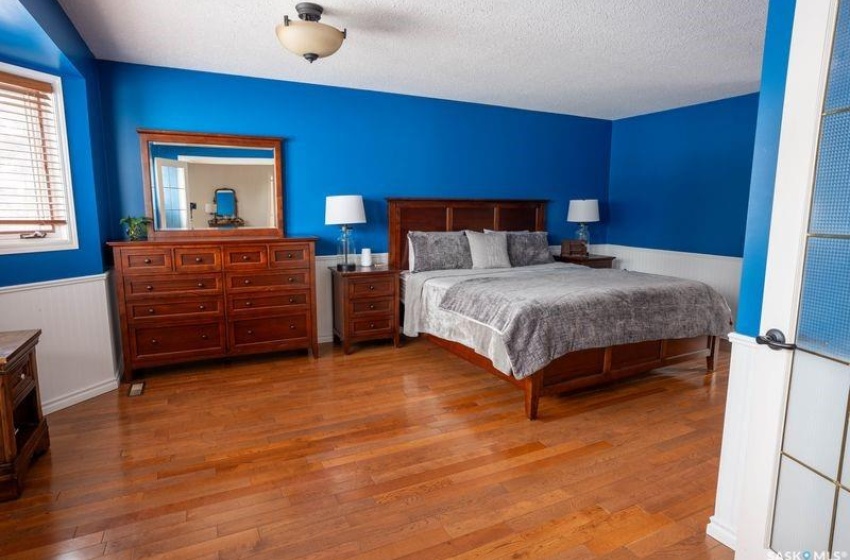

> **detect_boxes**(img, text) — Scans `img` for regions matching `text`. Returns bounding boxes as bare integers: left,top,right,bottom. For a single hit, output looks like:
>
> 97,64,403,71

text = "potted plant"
119,216,152,241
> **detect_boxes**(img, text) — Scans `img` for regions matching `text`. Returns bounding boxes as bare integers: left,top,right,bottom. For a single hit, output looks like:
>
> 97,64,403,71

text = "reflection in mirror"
148,143,276,231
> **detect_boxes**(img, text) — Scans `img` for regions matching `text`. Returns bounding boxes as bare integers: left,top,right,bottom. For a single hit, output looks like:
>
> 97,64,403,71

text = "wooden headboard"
387,198,548,270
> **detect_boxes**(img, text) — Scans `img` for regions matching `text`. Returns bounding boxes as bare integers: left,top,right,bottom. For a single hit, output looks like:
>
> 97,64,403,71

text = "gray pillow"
466,231,511,269
408,231,472,272
505,231,553,267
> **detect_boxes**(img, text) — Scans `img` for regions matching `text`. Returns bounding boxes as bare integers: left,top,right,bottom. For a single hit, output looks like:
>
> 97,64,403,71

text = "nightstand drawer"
269,244,311,269
9,362,34,403
174,247,222,272
352,297,393,317
125,275,221,298
351,317,393,336
226,271,309,291
223,246,268,269
133,323,224,359
349,277,394,298
128,299,221,321
121,248,172,274
231,314,308,346
229,292,309,313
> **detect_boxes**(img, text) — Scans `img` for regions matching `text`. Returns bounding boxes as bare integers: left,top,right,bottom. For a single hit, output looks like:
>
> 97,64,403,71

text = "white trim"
42,376,119,416
728,332,758,348
0,271,109,294
0,61,78,256
706,517,738,551
596,243,743,263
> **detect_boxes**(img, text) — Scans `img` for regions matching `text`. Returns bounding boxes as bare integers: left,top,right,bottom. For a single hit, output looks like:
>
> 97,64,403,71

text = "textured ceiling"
57,0,768,120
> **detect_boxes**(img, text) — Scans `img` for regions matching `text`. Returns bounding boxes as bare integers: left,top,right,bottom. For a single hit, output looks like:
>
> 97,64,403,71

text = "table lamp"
325,195,366,271
567,199,600,246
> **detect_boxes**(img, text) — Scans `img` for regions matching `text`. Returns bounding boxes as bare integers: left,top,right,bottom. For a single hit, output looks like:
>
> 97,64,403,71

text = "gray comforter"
438,266,732,378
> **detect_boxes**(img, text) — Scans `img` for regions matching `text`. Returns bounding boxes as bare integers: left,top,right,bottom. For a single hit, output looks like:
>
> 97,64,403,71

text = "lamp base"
337,263,356,272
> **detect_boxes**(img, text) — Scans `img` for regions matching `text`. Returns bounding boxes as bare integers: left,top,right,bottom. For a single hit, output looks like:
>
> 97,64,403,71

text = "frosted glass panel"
844,420,850,488
772,458,835,553
797,237,850,361
811,112,850,235
825,0,850,110
784,352,850,479
835,490,850,555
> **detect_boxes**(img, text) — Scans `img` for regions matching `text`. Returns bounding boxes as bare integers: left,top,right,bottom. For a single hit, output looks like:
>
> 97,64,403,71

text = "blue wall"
0,0,109,287
607,94,760,257
737,0,797,336
97,62,613,255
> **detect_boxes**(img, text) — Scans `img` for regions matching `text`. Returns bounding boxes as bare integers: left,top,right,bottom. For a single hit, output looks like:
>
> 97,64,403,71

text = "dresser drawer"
128,299,222,321
228,291,309,314
223,246,268,269
132,323,224,359
349,277,395,299
174,247,222,272
351,297,393,317
125,275,221,298
269,244,311,269
226,271,309,292
120,248,172,274
230,314,308,347
351,317,393,336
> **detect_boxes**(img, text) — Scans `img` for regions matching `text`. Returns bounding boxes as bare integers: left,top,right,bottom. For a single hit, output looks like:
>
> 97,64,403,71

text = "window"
0,63,76,255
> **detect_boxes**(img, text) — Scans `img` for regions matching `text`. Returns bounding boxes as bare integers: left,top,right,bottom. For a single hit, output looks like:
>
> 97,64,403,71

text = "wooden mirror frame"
139,129,284,240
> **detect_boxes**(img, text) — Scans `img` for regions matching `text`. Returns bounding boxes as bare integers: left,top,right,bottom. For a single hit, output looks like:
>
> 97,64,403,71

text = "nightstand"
330,266,400,354
554,254,616,269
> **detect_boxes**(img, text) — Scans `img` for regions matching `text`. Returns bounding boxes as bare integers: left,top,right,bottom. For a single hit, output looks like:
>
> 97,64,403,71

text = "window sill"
0,238,79,257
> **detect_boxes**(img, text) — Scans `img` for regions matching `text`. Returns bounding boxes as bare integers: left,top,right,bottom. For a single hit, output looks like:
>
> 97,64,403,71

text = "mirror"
140,130,283,238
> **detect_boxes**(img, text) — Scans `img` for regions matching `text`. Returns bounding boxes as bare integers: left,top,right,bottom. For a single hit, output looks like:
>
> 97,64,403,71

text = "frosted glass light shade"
567,199,600,223
276,20,345,60
325,195,366,225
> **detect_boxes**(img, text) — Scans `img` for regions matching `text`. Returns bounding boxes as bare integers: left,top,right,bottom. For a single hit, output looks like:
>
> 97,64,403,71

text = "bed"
388,198,732,420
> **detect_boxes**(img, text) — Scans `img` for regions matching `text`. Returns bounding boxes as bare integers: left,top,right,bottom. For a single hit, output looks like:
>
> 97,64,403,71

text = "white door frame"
734,0,838,557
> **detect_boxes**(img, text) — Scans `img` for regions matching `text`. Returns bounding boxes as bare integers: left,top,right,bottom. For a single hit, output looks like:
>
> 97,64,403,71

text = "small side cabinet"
330,267,400,354
0,329,50,501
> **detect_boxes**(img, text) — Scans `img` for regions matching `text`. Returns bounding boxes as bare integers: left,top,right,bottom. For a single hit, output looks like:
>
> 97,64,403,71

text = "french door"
735,0,850,557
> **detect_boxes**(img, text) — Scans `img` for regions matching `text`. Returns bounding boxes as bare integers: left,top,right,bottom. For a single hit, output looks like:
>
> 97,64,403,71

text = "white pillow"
465,230,511,269
408,237,415,271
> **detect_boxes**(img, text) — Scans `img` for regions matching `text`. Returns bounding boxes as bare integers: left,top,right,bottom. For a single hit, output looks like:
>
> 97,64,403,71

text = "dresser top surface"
0,330,41,366
108,237,317,247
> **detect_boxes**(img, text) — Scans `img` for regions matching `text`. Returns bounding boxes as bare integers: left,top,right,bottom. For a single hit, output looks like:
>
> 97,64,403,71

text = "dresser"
330,266,400,354
110,238,318,381
0,330,49,501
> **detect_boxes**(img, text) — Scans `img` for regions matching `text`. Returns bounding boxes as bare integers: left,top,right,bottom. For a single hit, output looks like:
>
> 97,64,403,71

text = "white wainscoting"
0,273,120,414
591,244,742,323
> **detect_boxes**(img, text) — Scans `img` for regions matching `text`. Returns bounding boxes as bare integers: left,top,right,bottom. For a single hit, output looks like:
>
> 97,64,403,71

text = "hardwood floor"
0,338,733,559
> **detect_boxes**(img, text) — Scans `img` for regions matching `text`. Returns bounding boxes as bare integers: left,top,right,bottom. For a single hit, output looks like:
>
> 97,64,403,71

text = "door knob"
756,328,797,351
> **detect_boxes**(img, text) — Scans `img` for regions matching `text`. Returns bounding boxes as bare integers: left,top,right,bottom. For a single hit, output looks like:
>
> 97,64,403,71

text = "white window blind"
0,69,71,239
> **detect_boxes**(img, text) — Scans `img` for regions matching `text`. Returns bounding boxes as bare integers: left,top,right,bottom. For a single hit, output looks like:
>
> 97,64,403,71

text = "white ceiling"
57,0,768,120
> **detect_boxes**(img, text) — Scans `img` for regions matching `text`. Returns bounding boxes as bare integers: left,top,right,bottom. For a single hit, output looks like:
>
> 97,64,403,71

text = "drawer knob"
288,277,295,283
145,285,153,291
288,297,295,304
369,304,375,310
244,279,251,285
369,285,375,291
199,305,206,310
247,329,254,335
194,257,202,263
197,282,204,288
144,258,151,264
148,308,155,314
151,339,158,344
201,334,208,340
245,301,253,307
289,324,296,330
241,255,249,261
370,322,376,329
287,253,293,259
20,373,25,380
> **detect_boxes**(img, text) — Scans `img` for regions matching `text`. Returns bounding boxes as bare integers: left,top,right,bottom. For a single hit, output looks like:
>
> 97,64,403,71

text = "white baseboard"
42,376,119,415
0,272,120,414
706,516,738,550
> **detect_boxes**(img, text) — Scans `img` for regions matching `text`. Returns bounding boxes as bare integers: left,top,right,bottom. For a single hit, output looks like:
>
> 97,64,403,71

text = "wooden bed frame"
388,197,719,420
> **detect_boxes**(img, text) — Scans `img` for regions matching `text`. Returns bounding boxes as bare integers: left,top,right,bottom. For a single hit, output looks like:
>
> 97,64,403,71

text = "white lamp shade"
567,199,600,223
276,20,345,59
325,195,366,225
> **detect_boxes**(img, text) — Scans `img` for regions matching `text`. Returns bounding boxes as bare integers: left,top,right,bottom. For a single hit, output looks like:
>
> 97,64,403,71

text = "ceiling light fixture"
276,3,346,63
